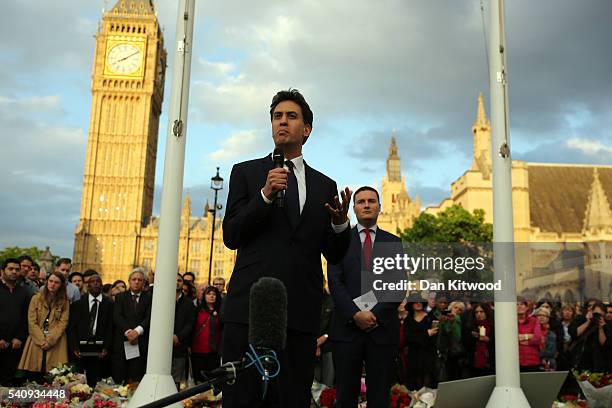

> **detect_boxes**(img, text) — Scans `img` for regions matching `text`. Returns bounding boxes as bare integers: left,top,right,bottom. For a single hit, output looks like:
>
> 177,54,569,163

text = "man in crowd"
221,89,351,407
183,272,196,287
172,274,196,388
212,276,226,298
0,258,29,386
328,186,402,408
68,274,113,386
69,272,85,295
112,267,152,384
17,255,38,297
55,258,81,303
82,269,99,296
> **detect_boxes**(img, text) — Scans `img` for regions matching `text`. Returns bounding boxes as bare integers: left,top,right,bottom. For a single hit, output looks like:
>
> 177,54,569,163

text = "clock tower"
73,0,166,282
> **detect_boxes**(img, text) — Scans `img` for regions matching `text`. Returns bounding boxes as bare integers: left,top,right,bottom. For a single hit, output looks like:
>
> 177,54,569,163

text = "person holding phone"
569,301,611,371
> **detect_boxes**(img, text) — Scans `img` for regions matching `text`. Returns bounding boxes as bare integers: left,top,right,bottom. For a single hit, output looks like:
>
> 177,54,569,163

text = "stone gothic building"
426,94,612,302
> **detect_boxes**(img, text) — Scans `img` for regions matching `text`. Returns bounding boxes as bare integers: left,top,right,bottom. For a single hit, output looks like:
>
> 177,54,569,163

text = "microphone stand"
136,346,280,408
135,367,241,408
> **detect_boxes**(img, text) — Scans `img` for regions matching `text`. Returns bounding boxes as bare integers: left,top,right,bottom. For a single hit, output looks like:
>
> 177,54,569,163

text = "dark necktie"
132,294,139,309
363,228,373,270
285,160,300,226
89,298,99,336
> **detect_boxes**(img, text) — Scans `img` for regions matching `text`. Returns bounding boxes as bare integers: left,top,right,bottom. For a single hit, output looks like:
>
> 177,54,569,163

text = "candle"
479,326,486,337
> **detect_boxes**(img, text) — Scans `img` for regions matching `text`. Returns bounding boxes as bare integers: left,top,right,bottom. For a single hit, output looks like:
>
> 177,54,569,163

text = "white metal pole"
485,0,530,407
129,0,196,406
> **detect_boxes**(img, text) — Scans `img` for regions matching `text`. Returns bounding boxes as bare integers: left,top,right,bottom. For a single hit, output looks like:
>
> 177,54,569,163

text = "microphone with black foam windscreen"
205,278,286,397
272,147,285,208
248,276,288,351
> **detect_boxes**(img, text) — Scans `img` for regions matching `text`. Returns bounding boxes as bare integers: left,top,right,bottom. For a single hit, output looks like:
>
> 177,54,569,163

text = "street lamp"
208,167,223,285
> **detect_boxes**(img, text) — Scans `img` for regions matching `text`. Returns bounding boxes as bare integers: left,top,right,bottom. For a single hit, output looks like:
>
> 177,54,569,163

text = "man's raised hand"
325,187,352,225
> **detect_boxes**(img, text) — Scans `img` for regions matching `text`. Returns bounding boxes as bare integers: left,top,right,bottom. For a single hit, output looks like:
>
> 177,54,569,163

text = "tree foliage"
400,205,493,287
400,205,492,243
0,246,45,264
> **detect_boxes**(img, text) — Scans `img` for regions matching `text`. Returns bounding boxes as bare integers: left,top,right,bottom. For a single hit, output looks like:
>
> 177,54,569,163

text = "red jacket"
518,316,542,367
191,309,221,354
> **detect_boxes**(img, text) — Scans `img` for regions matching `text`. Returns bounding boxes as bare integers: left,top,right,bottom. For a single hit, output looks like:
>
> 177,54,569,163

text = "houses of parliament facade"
73,1,611,300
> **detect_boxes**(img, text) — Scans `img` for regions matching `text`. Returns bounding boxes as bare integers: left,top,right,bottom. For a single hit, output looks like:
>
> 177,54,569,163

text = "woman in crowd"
517,298,542,372
441,301,466,381
465,302,494,377
403,292,437,390
537,300,563,362
191,286,223,384
536,307,557,371
569,301,610,372
18,272,70,380
110,279,126,301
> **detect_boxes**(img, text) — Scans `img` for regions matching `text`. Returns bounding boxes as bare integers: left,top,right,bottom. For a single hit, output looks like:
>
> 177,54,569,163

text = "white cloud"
567,138,612,156
0,95,62,112
208,129,269,162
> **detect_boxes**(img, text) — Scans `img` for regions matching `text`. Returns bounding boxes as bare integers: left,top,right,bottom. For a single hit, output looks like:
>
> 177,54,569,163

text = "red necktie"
363,228,372,269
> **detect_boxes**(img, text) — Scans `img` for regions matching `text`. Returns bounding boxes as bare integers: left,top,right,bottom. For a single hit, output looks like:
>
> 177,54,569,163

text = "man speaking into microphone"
222,89,352,407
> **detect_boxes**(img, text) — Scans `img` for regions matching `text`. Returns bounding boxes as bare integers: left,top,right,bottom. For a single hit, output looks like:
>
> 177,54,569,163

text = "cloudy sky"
1,0,611,257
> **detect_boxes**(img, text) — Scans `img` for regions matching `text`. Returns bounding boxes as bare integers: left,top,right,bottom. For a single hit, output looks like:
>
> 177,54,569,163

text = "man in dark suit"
328,186,402,408
171,273,196,388
112,268,152,384
221,89,352,408
68,274,113,387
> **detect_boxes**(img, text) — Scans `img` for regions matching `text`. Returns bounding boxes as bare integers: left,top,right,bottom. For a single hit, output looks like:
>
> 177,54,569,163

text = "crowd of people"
1,255,611,402
392,293,612,391
0,255,227,389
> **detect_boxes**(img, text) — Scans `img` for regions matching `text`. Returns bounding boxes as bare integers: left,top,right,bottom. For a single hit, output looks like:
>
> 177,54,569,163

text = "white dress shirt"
357,223,378,246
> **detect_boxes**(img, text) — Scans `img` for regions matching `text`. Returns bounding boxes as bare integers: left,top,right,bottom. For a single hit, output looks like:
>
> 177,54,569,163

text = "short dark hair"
55,257,72,267
183,271,196,281
31,262,40,271
353,186,380,204
269,88,313,128
2,258,20,270
83,269,98,278
18,255,34,264
68,272,83,282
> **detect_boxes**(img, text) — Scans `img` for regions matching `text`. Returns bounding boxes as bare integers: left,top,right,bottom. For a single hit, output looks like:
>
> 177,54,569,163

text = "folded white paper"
124,341,140,360
353,290,378,311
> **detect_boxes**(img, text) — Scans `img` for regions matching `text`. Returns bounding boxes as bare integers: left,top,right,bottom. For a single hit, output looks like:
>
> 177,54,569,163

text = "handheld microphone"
272,147,285,208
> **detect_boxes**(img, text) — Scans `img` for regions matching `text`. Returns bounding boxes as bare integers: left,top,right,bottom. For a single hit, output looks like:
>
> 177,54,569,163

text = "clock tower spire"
73,1,166,282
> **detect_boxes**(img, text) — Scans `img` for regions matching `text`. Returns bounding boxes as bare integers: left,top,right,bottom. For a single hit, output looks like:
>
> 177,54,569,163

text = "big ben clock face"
104,39,146,77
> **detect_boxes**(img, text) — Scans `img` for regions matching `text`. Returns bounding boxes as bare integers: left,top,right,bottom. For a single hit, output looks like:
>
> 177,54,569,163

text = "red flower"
561,394,578,401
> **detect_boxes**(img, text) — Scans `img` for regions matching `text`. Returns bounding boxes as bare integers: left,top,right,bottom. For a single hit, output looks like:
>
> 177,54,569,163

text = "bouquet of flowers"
84,393,120,408
408,387,436,408
47,363,86,390
552,394,588,408
319,387,337,408
573,370,612,408
70,383,93,402
31,403,70,408
390,384,411,408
